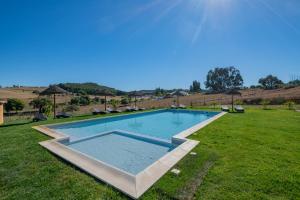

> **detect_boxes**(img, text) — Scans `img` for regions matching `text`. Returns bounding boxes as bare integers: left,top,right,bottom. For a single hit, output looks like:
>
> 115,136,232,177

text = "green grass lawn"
1,109,299,199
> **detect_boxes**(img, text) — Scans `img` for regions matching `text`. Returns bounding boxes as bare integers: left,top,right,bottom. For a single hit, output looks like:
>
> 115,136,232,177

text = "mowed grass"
0,109,299,199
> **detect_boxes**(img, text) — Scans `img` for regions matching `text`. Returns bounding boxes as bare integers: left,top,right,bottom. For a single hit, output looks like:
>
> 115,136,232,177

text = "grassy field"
0,108,299,199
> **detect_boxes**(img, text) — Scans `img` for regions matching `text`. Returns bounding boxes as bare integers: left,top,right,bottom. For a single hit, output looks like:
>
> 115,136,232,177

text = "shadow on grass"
227,111,245,114
0,121,33,128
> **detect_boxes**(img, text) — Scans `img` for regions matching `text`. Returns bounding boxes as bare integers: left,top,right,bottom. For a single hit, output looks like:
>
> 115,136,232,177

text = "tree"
190,80,201,93
29,98,53,115
70,97,80,105
4,98,25,113
155,88,165,96
205,67,243,92
121,97,129,105
258,75,283,89
70,96,90,106
110,99,120,110
288,79,300,86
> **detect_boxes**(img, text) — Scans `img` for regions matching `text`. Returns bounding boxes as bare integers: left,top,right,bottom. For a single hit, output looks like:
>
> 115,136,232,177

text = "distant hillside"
57,82,126,95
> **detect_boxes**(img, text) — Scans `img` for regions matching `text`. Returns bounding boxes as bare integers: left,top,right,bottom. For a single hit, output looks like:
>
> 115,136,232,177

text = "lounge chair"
221,105,230,112
125,106,133,112
92,108,107,115
33,112,47,122
234,105,245,113
92,108,101,115
178,104,186,109
107,108,122,113
132,106,139,111
171,105,177,109
56,112,71,118
139,107,146,111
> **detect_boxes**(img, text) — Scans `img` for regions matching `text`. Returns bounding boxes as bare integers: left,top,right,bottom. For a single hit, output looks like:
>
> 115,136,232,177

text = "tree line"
190,66,299,93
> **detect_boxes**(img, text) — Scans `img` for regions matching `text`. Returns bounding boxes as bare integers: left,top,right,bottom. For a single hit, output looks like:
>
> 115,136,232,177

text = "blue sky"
0,0,299,91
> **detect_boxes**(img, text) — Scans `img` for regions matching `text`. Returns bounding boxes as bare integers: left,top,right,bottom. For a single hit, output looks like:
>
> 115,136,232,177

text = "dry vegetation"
1,86,300,118
137,86,300,109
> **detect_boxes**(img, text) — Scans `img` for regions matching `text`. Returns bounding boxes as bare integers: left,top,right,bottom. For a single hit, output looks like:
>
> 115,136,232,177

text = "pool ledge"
174,111,227,139
39,136,198,199
33,110,226,199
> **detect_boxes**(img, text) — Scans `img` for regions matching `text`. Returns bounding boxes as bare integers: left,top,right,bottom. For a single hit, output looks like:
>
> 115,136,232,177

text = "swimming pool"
61,130,178,175
35,109,225,199
49,109,220,141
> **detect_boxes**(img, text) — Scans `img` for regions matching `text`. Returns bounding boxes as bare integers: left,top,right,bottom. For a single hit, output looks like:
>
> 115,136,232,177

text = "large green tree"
190,80,201,93
205,66,243,92
258,75,283,89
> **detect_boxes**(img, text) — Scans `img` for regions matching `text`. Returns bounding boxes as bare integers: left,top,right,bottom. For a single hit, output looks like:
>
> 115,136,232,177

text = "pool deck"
33,110,226,199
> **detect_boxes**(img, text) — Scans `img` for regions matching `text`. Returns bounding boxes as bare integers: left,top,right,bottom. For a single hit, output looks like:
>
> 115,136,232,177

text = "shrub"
32,90,40,94
70,97,80,105
243,98,262,105
63,105,79,112
121,98,129,105
93,97,101,103
284,101,295,110
270,97,285,105
100,98,105,104
190,102,194,108
80,96,91,105
4,98,25,113
110,99,120,109
70,96,90,106
260,99,271,110
210,102,218,109
29,98,52,115
234,99,243,105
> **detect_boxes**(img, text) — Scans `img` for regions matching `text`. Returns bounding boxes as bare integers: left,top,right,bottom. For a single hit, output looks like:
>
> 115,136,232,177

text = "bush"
70,97,80,105
260,99,271,110
4,98,25,113
29,98,52,115
110,99,120,109
243,98,262,105
70,96,91,106
63,105,79,112
93,97,101,103
100,98,105,104
270,97,285,105
284,101,295,110
234,99,243,105
121,98,129,105
209,102,218,109
32,90,40,94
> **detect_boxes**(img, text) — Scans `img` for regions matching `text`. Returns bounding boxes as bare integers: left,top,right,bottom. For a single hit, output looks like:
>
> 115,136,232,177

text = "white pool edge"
33,110,226,199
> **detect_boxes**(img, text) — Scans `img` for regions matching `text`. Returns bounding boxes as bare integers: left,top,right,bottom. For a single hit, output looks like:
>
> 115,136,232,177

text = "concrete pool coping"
33,109,226,199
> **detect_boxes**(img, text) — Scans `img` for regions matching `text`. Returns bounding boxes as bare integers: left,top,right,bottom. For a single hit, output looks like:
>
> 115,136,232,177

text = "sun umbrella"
172,90,185,107
95,89,115,111
225,88,242,111
40,85,68,118
128,91,143,108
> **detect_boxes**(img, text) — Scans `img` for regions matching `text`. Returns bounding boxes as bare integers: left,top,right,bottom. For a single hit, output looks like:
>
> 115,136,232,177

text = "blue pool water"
62,131,177,175
50,109,219,141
